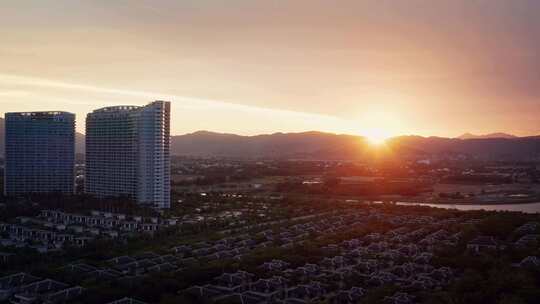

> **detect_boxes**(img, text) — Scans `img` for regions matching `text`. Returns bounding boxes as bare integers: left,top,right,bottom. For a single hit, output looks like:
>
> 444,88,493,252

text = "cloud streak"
0,73,364,135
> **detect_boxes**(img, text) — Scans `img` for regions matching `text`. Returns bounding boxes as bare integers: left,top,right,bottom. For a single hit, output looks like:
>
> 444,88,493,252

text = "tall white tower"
85,101,171,209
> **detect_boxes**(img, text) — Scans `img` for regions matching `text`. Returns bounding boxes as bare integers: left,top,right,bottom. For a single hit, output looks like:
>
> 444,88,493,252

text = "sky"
1,0,539,138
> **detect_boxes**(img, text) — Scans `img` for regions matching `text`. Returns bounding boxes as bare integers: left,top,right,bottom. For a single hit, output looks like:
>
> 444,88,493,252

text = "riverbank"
399,198,540,206
395,201,540,214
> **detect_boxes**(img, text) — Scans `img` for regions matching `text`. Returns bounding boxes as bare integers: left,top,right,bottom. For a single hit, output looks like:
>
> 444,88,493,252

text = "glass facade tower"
4,111,75,196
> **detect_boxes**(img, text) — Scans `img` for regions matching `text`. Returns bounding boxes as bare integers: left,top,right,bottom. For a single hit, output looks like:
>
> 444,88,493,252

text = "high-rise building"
4,111,75,196
85,101,170,209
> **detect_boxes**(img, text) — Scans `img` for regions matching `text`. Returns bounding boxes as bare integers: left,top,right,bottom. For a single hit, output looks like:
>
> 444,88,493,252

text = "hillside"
387,136,540,160
1,125,540,160
457,132,517,140
75,132,85,155
170,131,369,159
0,118,4,154
171,131,540,160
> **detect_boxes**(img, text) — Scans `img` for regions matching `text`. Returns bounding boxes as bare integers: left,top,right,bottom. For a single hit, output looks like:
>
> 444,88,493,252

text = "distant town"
1,102,540,304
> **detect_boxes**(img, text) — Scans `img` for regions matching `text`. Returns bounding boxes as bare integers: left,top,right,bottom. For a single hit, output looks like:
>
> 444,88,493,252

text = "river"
395,202,540,214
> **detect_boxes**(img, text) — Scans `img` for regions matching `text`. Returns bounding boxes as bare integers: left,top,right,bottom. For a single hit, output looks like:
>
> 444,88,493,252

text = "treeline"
441,174,513,184
276,179,433,197
0,193,158,221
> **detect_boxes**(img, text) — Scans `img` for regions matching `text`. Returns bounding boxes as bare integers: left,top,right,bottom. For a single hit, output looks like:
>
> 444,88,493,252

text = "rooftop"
91,105,140,113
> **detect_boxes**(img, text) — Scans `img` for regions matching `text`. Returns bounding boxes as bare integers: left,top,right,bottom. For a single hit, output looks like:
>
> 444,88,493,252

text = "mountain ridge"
171,130,540,160
0,118,4,154
457,132,517,140
1,123,540,160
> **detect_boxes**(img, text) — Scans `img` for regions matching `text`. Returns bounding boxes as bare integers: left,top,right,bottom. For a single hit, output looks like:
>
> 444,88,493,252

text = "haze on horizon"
1,0,539,138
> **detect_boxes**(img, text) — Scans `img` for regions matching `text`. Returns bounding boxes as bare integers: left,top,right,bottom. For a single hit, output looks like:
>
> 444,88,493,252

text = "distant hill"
1,124,540,160
0,118,4,155
387,135,540,160
170,130,370,159
171,131,540,160
75,132,85,155
458,132,517,140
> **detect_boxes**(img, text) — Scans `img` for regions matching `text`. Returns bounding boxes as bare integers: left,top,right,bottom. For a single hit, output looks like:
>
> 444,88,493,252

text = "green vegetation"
2,194,540,303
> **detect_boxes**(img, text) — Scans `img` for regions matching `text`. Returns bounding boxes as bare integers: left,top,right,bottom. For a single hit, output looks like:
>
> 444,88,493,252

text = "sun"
364,129,391,145
357,108,399,146
367,134,388,145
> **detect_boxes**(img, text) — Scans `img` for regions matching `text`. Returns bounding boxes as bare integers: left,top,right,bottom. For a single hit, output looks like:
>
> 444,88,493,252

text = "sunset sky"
1,0,539,137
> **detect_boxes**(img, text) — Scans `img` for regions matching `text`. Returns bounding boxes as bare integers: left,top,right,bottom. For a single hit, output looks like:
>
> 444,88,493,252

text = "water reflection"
396,202,540,214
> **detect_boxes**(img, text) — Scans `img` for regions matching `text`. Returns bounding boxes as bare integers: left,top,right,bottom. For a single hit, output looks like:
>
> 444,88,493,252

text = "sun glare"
358,108,400,146
365,129,390,145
